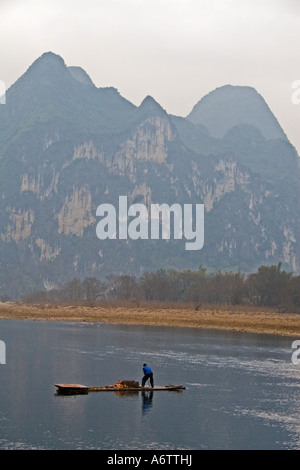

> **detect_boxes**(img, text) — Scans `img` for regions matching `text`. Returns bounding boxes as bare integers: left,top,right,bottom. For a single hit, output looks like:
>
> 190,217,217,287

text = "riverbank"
1,302,300,337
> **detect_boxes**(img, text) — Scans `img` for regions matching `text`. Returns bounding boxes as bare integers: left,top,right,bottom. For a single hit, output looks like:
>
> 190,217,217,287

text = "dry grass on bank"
1,301,300,337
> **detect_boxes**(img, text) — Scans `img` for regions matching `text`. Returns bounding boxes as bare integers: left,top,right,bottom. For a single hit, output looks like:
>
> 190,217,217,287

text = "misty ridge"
0,52,299,299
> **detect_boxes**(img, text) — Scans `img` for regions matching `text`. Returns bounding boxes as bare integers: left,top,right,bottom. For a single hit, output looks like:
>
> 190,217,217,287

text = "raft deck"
55,383,186,395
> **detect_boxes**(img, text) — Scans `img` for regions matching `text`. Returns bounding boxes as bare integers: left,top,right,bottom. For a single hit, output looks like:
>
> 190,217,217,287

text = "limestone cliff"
57,187,95,237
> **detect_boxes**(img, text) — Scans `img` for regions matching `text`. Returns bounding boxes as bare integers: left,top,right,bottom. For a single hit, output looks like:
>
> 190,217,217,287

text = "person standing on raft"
142,363,154,388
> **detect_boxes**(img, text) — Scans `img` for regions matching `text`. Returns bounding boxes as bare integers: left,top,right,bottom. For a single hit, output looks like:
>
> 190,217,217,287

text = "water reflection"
142,390,153,415
113,390,139,398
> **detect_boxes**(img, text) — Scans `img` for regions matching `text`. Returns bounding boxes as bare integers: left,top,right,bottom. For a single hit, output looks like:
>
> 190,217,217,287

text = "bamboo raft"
55,381,186,395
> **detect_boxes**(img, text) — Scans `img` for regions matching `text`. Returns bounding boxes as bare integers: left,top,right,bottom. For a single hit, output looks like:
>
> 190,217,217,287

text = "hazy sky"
0,0,299,153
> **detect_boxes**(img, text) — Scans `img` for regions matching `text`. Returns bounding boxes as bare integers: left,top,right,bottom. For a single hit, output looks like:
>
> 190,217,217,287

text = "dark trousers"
142,372,154,387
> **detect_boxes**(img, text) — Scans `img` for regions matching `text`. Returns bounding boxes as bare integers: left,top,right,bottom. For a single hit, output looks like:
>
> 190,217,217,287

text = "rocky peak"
138,95,168,118
20,52,70,85
30,51,65,68
187,84,287,141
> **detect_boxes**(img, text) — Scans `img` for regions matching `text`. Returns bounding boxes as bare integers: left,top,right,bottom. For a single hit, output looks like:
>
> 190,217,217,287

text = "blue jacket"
143,365,152,375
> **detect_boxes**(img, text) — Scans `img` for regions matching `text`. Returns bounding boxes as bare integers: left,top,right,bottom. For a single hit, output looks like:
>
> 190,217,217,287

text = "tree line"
20,263,300,311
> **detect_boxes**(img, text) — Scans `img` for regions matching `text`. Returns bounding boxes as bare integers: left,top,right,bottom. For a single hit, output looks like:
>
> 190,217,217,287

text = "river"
0,319,299,450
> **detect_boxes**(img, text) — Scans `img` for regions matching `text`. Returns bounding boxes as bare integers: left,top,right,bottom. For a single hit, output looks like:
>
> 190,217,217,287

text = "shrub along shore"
1,301,300,337
18,263,300,313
